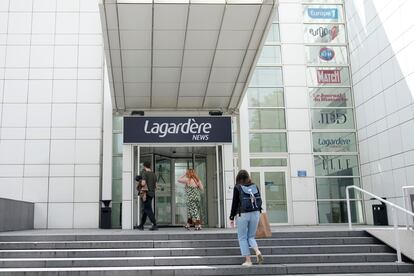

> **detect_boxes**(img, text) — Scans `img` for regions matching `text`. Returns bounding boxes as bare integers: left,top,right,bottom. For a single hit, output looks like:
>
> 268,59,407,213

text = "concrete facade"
0,0,104,229
0,0,413,229
346,0,414,223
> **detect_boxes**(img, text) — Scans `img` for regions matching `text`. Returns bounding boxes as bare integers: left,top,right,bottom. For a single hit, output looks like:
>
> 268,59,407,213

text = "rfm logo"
318,110,347,124
309,26,339,41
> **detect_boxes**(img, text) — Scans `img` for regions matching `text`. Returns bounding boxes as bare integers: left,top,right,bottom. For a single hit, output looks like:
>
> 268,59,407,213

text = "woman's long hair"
186,169,200,184
236,169,251,185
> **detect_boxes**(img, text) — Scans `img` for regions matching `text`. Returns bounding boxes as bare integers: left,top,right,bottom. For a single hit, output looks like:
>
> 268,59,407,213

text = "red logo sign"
317,70,341,84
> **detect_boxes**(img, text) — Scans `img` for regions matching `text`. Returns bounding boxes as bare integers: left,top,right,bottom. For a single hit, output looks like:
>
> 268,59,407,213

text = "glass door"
174,157,208,226
194,155,208,225
154,155,173,225
250,170,288,224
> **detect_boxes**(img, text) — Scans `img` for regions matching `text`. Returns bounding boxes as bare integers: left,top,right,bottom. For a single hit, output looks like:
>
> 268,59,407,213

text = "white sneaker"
241,261,253,267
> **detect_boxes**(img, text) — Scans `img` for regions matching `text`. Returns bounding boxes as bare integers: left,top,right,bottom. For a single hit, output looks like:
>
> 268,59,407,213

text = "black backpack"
238,184,262,213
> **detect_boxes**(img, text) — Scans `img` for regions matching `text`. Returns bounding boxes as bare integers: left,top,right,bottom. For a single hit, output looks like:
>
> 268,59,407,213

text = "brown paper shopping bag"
256,212,272,239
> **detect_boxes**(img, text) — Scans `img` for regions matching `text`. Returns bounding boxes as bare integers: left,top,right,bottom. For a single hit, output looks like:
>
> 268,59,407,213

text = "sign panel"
308,8,338,20
309,87,352,108
317,69,341,83
123,116,232,144
304,24,345,44
304,5,343,22
311,108,355,129
297,170,307,177
306,67,350,87
313,132,357,152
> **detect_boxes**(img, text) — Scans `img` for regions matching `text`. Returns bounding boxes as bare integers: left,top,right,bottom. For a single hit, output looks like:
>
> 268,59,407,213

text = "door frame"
133,145,225,228
250,167,291,225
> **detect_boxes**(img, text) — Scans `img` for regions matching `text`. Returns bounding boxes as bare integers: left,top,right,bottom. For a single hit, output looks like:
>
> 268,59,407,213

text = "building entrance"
134,146,223,228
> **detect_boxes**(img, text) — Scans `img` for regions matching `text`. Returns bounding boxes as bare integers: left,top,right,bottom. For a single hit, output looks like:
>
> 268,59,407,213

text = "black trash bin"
100,200,112,229
372,202,388,225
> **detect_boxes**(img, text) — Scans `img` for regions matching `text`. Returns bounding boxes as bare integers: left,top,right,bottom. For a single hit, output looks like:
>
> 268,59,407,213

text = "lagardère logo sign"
144,118,212,139
124,116,232,144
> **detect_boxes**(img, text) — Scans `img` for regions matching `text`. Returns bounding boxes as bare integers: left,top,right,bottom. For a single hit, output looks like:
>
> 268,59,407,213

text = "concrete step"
0,230,369,242
0,253,398,268
0,262,413,275
0,237,380,250
0,244,393,258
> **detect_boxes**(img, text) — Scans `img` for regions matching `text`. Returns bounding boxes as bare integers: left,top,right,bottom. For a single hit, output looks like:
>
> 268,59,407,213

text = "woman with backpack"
229,169,264,267
178,168,204,230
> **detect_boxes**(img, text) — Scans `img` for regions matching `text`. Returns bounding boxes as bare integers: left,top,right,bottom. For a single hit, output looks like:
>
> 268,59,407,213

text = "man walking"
137,161,158,231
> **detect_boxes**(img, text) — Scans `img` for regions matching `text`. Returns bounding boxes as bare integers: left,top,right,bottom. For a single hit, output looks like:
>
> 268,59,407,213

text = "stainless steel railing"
346,185,414,263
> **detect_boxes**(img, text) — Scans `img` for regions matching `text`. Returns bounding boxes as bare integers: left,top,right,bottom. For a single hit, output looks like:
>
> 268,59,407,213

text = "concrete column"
223,144,234,228
122,144,133,229
279,0,318,225
101,65,112,202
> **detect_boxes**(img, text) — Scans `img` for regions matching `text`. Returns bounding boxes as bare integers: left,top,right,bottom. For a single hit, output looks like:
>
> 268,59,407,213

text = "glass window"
247,88,284,107
311,108,355,129
309,87,352,108
111,202,122,228
250,158,287,167
313,132,357,152
232,133,239,153
112,179,122,202
250,67,283,87
314,155,359,176
113,133,123,155
258,46,282,64
307,67,350,87
249,109,286,129
304,24,346,44
316,177,361,200
250,172,260,187
249,133,287,153
318,200,364,223
306,46,348,65
113,116,123,132
112,156,123,179
303,5,344,23
266,24,280,43
264,172,287,223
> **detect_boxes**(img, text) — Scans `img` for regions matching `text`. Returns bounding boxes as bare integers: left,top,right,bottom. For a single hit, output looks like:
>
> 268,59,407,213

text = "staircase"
0,230,413,275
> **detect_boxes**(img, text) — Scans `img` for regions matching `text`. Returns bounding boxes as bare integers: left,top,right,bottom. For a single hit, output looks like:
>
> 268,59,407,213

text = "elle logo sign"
124,116,232,144
308,8,339,20
317,69,341,84
319,47,335,61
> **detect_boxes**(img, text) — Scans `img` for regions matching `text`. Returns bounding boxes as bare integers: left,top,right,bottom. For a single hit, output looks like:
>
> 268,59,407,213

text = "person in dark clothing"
137,161,158,231
229,169,263,267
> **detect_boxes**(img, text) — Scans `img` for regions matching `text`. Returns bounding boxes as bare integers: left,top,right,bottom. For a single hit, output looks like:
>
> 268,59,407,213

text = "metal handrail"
346,185,414,263
402,186,414,229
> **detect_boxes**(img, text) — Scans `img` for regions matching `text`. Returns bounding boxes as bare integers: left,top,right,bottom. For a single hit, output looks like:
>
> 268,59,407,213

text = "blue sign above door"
124,116,232,144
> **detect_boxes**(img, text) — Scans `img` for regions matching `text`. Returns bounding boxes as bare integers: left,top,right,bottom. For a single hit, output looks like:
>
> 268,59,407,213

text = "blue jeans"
236,211,260,256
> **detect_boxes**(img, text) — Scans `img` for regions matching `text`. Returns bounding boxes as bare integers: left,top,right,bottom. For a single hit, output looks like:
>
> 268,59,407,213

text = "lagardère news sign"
123,116,232,144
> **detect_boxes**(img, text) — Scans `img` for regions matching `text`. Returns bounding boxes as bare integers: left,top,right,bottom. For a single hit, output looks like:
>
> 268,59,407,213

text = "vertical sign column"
303,0,363,224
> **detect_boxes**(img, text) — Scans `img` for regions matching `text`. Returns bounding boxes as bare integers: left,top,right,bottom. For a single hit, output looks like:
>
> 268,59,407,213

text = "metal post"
346,187,352,230
403,188,409,230
392,207,402,263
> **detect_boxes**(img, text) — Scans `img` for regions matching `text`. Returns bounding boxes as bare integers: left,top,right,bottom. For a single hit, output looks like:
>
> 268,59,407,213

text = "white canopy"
99,0,276,112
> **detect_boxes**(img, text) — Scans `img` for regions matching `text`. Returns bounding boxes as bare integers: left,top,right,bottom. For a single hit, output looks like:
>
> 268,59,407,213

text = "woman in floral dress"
178,169,204,230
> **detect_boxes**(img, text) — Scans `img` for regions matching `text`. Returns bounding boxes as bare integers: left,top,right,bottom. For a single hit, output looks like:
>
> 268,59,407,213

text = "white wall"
0,0,104,228
346,0,414,223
